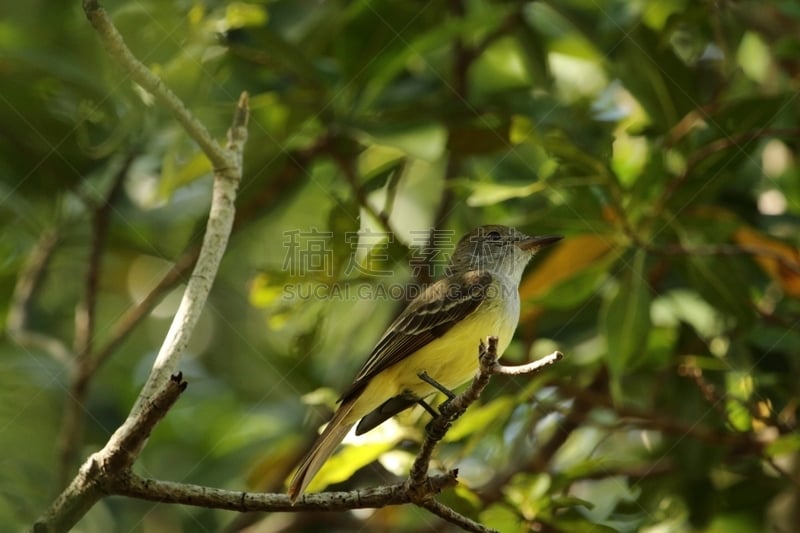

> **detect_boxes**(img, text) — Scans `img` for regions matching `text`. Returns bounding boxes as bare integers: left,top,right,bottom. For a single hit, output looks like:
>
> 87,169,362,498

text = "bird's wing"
339,270,492,403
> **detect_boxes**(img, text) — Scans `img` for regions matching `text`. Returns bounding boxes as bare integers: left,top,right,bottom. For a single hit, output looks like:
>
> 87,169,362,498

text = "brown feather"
339,270,492,403
288,399,357,503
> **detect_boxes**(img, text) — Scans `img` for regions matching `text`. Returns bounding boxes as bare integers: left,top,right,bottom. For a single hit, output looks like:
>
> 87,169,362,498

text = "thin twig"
407,338,499,486
88,136,333,378
73,154,131,358
649,242,800,277
59,154,134,486
86,248,198,375
765,457,800,489
6,229,71,365
652,127,800,218
419,498,496,533
490,352,563,376
82,0,232,172
329,146,394,232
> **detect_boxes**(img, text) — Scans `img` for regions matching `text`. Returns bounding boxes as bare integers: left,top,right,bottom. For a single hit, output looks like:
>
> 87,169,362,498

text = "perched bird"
288,225,562,501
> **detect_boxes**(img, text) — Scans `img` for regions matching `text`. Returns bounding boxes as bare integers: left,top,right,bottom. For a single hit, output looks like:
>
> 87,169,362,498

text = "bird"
287,224,562,501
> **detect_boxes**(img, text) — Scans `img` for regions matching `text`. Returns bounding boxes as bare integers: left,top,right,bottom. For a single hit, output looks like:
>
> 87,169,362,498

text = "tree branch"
128,90,248,412
37,335,561,532
33,3,251,527
419,498,495,533
85,247,198,375
87,134,333,379
34,373,188,532
652,127,800,219
111,471,456,512
328,141,398,235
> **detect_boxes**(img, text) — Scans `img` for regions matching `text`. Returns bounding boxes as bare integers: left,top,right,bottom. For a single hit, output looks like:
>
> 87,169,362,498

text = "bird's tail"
288,399,356,502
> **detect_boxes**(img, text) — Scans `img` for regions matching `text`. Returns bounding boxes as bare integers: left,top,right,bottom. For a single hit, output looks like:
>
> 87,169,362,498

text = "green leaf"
360,157,406,195
158,149,212,198
361,6,510,104
602,250,652,401
470,36,533,93
737,31,772,83
683,254,755,328
479,504,525,533
463,180,546,207
305,441,394,494
445,397,514,442
360,122,447,162
765,433,800,457
612,26,698,133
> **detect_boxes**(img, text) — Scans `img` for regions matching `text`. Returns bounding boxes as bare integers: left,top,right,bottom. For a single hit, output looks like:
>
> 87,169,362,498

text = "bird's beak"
517,234,563,252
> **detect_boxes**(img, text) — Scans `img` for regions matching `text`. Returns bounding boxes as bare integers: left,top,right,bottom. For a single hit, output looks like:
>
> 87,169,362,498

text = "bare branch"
88,132,331,378
103,373,188,472
34,5,250,525
490,351,563,376
34,374,188,532
38,310,561,533
129,91,248,411
111,471,456,512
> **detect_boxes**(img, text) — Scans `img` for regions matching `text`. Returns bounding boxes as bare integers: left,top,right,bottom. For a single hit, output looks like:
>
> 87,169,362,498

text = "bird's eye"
486,230,501,241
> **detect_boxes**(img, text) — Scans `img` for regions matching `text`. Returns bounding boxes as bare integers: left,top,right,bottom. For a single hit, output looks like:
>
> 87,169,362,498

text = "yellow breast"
346,287,520,423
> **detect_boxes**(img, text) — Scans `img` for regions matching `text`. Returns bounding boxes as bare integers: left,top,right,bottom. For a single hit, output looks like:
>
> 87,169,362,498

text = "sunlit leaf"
479,504,525,533
360,123,447,162
470,36,533,93
737,31,772,83
464,180,546,207
223,2,268,31
445,396,514,442
304,442,394,494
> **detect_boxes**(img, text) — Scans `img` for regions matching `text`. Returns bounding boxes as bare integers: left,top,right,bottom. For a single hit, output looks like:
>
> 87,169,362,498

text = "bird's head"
448,225,562,281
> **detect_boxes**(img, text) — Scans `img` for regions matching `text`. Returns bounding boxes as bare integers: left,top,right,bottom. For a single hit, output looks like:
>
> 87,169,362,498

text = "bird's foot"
417,371,456,399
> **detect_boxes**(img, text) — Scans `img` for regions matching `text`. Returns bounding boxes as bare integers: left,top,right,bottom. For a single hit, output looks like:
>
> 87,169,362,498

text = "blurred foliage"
2,0,800,531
